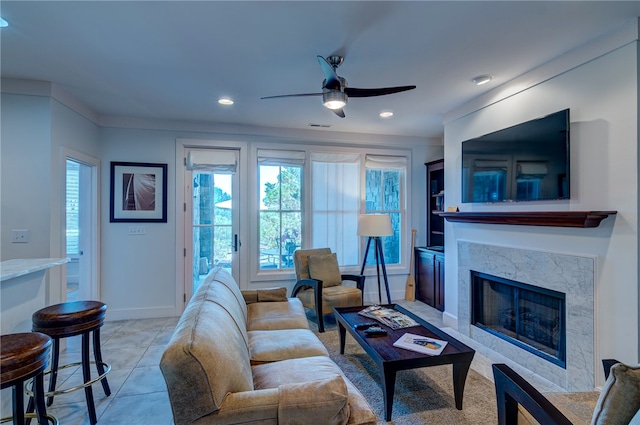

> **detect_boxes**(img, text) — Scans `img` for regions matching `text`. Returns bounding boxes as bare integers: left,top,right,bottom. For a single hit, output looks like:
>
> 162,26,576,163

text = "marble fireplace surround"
457,241,595,391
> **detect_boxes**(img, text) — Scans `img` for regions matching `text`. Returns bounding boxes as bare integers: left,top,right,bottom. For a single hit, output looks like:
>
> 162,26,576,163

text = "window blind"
187,149,238,172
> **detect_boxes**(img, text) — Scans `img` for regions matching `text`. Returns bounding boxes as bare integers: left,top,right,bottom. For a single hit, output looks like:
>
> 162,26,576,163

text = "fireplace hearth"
471,271,566,367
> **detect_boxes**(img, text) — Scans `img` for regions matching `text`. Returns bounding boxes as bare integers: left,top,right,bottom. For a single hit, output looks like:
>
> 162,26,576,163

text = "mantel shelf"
438,211,617,228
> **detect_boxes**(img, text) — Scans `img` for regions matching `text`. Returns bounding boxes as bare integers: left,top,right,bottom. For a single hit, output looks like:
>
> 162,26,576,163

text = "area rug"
314,326,498,425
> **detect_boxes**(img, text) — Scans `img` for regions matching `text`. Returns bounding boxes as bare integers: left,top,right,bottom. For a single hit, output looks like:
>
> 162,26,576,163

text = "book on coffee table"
393,333,448,355
358,305,419,330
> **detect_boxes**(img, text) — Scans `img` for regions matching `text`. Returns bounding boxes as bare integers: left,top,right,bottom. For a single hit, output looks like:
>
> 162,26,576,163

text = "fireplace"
471,271,566,367
457,241,595,391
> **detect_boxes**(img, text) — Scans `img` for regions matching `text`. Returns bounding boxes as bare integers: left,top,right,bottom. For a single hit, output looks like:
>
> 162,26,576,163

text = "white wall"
1,82,442,320
1,89,103,305
443,40,639,370
49,99,102,303
97,125,441,319
99,127,178,319
1,94,52,259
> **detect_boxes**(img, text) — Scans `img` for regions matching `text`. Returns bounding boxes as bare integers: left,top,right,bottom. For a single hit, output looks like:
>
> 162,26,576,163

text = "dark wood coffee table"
333,304,475,421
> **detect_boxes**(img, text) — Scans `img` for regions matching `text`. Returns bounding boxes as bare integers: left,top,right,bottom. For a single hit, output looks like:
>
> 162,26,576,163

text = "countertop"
1,258,70,282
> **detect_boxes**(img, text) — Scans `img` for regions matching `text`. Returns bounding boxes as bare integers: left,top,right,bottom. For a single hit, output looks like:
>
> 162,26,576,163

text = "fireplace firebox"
471,271,566,367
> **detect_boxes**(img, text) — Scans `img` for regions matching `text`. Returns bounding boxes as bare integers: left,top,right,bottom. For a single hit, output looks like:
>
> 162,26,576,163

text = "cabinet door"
415,250,435,307
434,255,445,311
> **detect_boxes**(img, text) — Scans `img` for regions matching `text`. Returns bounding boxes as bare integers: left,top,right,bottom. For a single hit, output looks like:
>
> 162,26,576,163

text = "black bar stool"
1,332,58,425
27,301,111,425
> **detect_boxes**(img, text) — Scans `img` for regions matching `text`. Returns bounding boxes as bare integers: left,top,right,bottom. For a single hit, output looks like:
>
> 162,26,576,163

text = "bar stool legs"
26,301,111,425
45,338,59,407
92,328,111,397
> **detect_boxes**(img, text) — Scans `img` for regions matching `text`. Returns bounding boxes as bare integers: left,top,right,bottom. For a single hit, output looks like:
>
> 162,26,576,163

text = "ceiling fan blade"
331,108,346,118
261,93,323,100
344,85,416,98
317,56,341,90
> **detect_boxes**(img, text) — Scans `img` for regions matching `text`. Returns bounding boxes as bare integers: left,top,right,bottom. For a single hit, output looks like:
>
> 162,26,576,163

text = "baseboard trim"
105,306,178,321
442,311,458,329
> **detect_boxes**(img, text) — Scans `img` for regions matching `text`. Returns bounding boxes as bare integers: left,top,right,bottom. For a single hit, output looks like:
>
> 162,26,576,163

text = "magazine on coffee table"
393,333,448,355
358,305,420,330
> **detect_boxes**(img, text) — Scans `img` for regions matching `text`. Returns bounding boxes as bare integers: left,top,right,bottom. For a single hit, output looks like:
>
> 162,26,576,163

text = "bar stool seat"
1,332,57,425
28,301,111,425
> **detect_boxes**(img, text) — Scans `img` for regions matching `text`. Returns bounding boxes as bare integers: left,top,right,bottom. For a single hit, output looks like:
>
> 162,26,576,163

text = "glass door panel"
192,172,234,292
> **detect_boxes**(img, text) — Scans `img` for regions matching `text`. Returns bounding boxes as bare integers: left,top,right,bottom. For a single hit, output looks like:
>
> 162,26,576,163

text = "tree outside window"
259,165,302,270
365,169,402,264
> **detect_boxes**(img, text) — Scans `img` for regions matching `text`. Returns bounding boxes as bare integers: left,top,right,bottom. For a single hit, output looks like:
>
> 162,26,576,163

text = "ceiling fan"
260,55,416,118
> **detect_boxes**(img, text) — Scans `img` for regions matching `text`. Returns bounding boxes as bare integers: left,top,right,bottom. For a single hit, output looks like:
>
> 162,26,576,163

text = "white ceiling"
2,1,639,139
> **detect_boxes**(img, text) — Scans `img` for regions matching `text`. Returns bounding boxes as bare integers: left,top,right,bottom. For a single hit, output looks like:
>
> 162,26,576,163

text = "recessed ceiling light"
218,98,234,105
0,18,8,28
379,111,394,118
471,75,492,86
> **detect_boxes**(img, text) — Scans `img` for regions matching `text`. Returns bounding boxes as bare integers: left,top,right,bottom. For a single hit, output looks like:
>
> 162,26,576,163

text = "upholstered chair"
493,360,640,425
292,248,365,333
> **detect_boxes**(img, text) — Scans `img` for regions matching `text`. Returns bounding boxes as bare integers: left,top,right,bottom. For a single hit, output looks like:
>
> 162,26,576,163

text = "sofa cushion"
591,362,640,425
247,298,309,330
297,285,362,315
308,253,342,287
242,287,288,304
258,287,288,302
293,248,332,280
248,329,329,364
278,375,349,425
252,356,376,425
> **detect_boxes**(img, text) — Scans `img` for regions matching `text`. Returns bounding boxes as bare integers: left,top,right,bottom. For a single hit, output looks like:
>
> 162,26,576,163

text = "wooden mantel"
438,211,617,228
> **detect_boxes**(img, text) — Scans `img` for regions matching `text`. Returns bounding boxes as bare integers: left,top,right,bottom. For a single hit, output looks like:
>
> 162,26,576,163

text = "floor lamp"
358,214,393,304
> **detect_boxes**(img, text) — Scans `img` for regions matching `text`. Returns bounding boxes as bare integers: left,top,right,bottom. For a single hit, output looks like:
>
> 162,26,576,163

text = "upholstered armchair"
291,248,365,333
492,360,640,425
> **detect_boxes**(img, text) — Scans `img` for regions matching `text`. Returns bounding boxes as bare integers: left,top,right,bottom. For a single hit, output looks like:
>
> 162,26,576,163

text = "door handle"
233,234,239,252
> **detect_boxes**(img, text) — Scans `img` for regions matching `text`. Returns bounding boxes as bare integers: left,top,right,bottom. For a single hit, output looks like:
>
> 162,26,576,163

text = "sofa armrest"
492,363,573,425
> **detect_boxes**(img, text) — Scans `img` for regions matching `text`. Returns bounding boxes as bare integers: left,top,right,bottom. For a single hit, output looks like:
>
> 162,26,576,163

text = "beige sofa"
160,267,376,425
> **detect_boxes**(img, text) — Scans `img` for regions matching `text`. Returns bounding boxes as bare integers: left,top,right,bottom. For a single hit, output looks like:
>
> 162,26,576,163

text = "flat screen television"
461,109,570,203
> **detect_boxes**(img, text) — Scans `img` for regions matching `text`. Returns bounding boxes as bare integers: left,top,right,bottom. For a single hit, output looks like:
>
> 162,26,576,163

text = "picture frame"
110,162,167,222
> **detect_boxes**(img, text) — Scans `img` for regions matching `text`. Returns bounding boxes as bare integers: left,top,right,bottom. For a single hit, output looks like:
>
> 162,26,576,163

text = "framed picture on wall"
110,162,167,222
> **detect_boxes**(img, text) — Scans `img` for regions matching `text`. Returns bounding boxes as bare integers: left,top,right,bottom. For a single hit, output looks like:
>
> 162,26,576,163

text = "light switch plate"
11,229,28,243
128,225,146,235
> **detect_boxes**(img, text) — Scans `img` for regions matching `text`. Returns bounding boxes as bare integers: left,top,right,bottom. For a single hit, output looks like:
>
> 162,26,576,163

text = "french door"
184,149,240,299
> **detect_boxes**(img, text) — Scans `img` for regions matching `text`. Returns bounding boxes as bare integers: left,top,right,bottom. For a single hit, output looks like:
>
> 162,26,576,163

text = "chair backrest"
293,248,332,281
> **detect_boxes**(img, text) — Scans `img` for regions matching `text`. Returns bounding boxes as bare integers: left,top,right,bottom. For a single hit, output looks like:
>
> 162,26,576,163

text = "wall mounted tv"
461,109,569,203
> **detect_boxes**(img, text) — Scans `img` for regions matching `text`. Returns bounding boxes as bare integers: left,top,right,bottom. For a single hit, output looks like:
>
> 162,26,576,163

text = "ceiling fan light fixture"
218,98,234,105
471,75,493,86
322,91,347,110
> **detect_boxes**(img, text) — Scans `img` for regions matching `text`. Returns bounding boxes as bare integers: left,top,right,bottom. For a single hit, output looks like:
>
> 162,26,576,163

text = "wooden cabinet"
426,159,444,249
418,159,445,311
415,247,445,311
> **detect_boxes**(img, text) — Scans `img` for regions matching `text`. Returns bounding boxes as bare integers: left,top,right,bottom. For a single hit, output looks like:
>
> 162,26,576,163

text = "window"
364,155,406,265
256,148,408,273
258,150,304,270
66,160,80,256
311,153,360,266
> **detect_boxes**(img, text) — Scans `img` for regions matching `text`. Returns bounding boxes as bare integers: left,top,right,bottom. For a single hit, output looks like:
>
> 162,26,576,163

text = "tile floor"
42,316,179,425
36,299,581,424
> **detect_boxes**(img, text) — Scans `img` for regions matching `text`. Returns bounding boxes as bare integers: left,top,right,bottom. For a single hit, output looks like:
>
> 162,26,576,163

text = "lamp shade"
357,214,392,237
